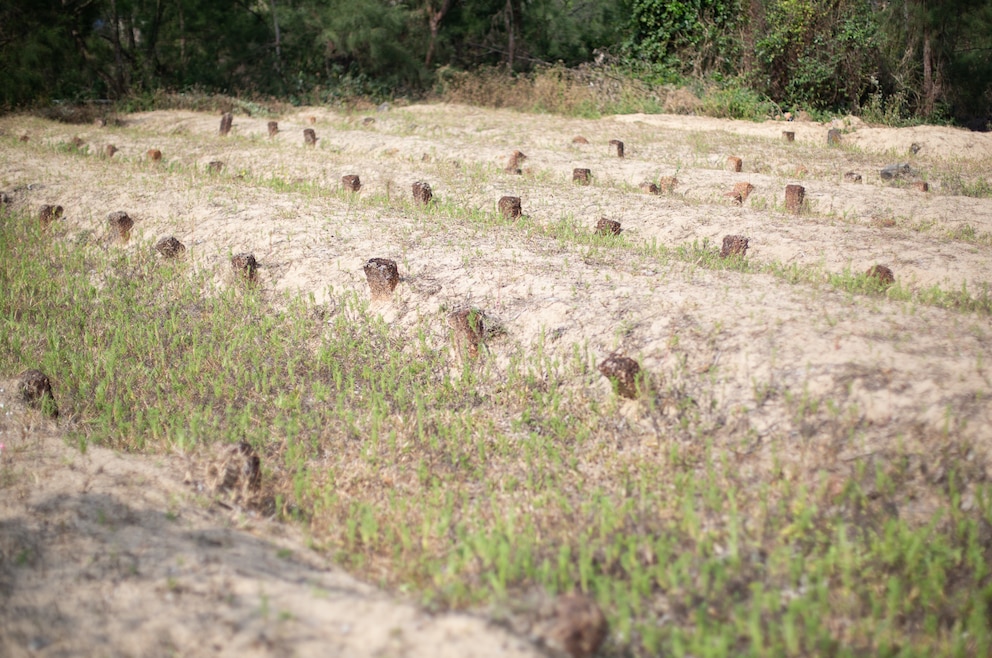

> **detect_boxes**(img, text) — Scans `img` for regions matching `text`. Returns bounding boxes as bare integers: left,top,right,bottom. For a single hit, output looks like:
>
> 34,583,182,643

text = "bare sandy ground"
1,104,991,655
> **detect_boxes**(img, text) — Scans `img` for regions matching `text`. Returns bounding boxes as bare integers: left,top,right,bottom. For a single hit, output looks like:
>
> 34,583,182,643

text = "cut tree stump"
303,129,318,147
573,168,592,185
505,150,527,174
827,129,842,145
70,136,85,150
363,258,399,301
447,308,487,359
543,592,609,658
307,116,316,125
844,172,862,183
342,175,362,192
866,264,895,286
105,144,118,158
412,181,433,205
913,181,929,192
640,182,659,194
107,211,134,242
18,369,58,418
572,136,589,144
658,176,678,194
732,182,754,204
498,196,522,220
219,112,233,136
595,218,622,236
147,149,162,162
39,205,64,227
598,354,641,399
785,184,805,214
18,135,29,142
231,252,259,283
362,117,375,126
720,235,749,258
726,156,743,172
609,139,624,158
267,121,279,138
207,160,224,173
783,131,795,142
155,236,186,258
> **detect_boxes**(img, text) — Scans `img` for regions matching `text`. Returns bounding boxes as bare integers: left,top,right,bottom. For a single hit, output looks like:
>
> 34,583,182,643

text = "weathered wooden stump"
543,592,609,658
231,252,259,282
572,136,589,144
498,196,522,220
795,165,809,176
573,168,592,185
362,117,375,126
827,129,842,146
732,182,754,204
18,369,58,417
598,353,641,399
866,264,895,286
307,115,317,125
505,150,527,174
720,234,749,258
19,135,29,143
39,205,64,227
107,211,134,242
412,181,433,205
219,112,233,136
639,182,659,194
147,149,162,162
843,172,862,183
783,131,795,142
267,121,279,138
207,160,224,173
303,129,318,147
785,184,805,214
658,176,679,194
363,258,399,301
726,156,743,172
155,236,186,258
447,308,487,359
609,139,624,158
70,136,85,150
341,175,362,192
105,144,118,158
595,218,622,236
913,181,929,192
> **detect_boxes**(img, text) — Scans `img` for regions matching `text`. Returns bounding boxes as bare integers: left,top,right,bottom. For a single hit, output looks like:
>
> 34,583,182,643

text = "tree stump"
543,592,609,658
498,196,522,220
913,181,929,192
18,369,58,418
447,308,487,359
303,129,318,147
231,252,258,282
267,121,279,138
639,182,659,195
207,160,224,173
363,258,399,301
107,211,134,242
843,172,862,183
732,182,754,204
609,139,624,158
571,136,589,144
658,176,678,194
827,129,842,146
19,135,29,142
362,117,375,126
39,205,63,227
105,144,118,158
598,354,640,399
573,168,592,185
720,235,749,258
866,264,895,286
147,149,162,162
155,236,186,258
595,218,622,236
505,150,527,174
412,181,433,205
219,112,233,136
70,136,85,151
785,184,805,214
726,156,743,172
94,117,107,127
783,131,795,142
307,116,317,125
342,175,362,192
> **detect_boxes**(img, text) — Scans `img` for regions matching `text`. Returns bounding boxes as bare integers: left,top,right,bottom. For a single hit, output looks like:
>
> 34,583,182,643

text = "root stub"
303,129,318,147
720,234,749,258
543,592,609,658
231,252,259,282
866,264,895,286
363,258,399,300
572,168,592,185
498,195,522,220
18,369,58,418
39,204,64,227
726,156,743,172
412,181,433,205
341,175,362,192
267,121,279,137
155,236,186,258
595,218,622,236
219,112,233,136
598,354,641,399
785,184,805,214
609,139,625,158
107,211,134,242
447,308,488,359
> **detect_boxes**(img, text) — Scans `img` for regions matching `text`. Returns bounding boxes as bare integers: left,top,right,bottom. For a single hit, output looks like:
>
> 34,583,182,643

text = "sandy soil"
1,104,991,655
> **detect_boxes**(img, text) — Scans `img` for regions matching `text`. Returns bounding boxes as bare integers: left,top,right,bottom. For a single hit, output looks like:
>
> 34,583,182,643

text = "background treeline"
1,0,990,126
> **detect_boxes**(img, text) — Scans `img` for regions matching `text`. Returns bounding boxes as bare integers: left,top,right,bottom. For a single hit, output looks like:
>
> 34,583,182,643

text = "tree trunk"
271,0,281,74
424,0,452,68
504,0,515,71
